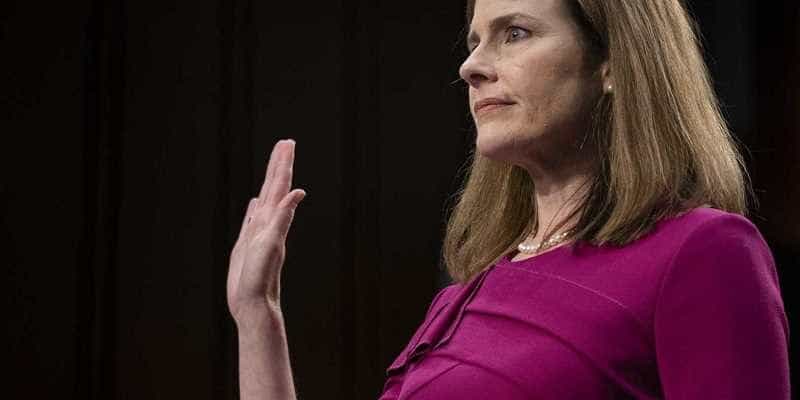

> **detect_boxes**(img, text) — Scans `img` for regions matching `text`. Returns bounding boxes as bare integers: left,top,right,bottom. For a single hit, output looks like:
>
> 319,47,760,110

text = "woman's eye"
505,26,530,43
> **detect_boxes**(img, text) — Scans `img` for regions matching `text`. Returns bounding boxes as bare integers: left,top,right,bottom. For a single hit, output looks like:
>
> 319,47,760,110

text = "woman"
227,0,790,398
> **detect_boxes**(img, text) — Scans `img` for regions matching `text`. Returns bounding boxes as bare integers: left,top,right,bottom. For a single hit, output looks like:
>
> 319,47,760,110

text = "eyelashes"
505,26,531,44
466,25,532,54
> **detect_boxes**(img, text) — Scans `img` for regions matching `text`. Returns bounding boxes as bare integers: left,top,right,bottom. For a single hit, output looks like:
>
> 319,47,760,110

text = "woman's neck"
522,155,595,244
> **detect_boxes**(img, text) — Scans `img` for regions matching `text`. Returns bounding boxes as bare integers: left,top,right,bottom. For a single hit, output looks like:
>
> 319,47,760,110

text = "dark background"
2,0,797,399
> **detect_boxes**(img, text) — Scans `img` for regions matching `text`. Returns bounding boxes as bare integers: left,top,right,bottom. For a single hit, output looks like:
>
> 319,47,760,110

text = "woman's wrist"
234,301,285,333
234,300,297,400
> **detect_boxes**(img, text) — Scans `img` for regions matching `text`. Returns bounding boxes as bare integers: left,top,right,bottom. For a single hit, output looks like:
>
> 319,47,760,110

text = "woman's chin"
475,130,518,162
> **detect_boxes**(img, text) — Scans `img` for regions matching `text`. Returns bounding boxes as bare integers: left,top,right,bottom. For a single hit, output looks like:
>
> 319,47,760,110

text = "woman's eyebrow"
466,12,546,49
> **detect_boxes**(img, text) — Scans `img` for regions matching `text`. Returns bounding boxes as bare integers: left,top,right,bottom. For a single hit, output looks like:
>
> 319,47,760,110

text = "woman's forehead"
471,0,563,19
468,0,570,41
469,0,566,29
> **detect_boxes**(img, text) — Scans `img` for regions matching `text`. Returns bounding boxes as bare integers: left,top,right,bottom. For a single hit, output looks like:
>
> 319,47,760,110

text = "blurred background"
1,0,797,398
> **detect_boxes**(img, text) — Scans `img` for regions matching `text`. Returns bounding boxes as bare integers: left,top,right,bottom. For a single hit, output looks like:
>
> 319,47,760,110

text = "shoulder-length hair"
443,0,751,283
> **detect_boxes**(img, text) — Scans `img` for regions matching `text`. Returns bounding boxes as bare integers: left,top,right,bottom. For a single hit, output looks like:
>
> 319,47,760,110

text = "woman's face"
459,0,606,168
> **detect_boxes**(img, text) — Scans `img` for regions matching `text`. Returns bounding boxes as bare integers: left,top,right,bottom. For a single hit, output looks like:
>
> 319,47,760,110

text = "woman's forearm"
226,141,305,400
237,309,298,400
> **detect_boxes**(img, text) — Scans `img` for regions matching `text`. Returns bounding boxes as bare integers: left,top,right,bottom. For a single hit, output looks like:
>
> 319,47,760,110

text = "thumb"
272,189,306,238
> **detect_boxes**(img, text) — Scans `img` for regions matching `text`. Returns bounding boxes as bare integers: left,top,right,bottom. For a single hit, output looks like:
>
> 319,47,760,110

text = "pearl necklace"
517,230,572,254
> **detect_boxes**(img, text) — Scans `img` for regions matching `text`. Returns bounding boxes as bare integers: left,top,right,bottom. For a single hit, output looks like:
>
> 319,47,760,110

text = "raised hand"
227,139,306,325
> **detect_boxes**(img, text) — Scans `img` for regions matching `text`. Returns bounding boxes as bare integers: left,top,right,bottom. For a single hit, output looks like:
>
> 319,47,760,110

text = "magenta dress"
378,208,790,399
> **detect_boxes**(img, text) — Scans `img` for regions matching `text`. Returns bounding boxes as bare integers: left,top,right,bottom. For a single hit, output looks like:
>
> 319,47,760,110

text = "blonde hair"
443,0,752,283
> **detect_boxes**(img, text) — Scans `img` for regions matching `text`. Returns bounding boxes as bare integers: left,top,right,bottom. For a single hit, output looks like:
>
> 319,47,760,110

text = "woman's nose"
458,49,497,88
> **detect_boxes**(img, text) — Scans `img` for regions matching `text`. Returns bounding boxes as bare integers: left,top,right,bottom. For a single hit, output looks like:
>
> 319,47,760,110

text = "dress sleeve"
378,284,454,400
654,213,790,399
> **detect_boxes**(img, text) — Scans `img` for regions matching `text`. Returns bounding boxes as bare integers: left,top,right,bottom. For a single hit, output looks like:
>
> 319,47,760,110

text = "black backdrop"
2,1,798,399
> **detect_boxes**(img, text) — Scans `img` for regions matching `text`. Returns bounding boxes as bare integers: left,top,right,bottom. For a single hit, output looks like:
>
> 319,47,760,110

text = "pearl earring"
606,84,613,93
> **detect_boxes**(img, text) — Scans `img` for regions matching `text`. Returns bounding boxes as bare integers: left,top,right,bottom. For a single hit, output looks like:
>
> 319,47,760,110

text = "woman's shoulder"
648,206,774,273
655,205,771,245
662,205,747,227
656,206,763,244
600,206,769,270
652,209,789,399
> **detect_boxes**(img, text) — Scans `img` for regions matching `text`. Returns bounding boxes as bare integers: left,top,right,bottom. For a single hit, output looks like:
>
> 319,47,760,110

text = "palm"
226,139,306,322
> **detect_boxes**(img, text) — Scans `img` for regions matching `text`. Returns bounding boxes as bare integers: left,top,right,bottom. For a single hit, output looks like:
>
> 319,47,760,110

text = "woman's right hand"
226,139,306,327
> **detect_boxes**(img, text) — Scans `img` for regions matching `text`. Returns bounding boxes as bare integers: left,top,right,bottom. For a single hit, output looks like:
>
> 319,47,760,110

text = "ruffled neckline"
386,263,494,375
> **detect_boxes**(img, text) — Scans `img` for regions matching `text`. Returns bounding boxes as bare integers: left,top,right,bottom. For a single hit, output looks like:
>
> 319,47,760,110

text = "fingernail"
295,190,307,206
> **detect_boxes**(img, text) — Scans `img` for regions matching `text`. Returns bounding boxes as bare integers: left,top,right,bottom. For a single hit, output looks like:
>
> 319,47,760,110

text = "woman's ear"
600,61,613,94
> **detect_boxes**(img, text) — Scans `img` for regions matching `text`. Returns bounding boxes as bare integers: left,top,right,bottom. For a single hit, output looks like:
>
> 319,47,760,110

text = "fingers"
265,139,295,208
270,189,306,240
257,140,283,207
251,139,302,239
257,139,295,209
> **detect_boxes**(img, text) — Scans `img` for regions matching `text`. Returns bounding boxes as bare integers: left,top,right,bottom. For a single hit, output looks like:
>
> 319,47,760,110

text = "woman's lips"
475,102,514,117
474,97,516,116
477,103,511,113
